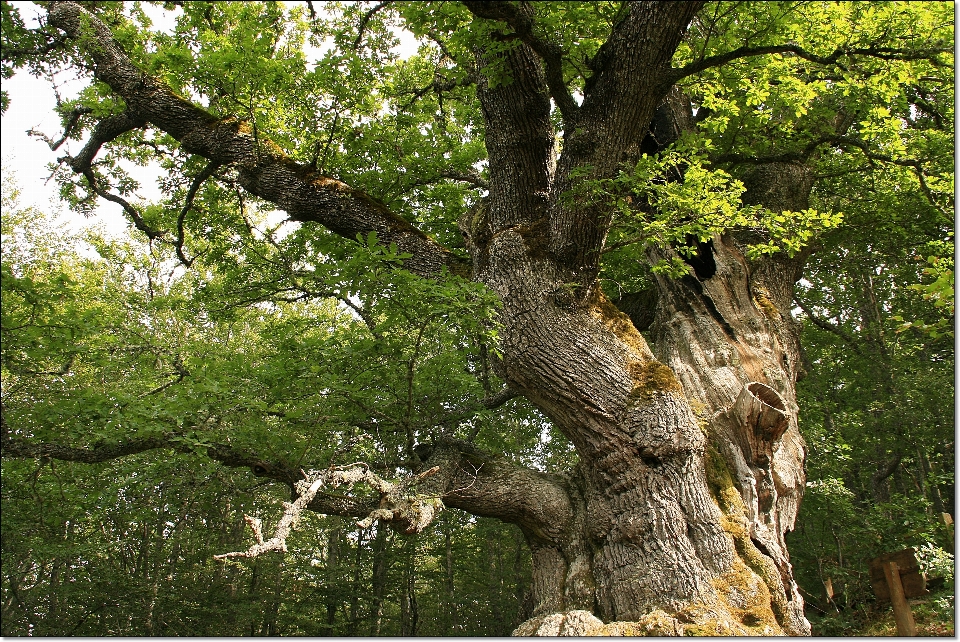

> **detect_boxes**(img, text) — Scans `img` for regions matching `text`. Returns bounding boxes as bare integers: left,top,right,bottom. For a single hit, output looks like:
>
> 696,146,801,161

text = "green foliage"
893,251,955,339
1,171,546,635
916,542,955,589
571,140,844,277
1,0,955,635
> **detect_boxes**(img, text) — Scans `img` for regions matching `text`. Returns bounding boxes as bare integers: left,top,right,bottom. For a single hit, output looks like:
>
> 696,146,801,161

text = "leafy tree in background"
1,180,535,635
0,1,952,635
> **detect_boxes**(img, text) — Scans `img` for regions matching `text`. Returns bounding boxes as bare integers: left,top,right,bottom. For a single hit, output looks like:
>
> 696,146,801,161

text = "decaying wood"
882,562,917,636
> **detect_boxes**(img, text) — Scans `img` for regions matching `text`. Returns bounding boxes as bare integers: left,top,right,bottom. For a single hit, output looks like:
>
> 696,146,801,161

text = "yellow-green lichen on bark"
726,518,789,623
584,610,685,636
588,289,652,359
704,444,745,514
626,360,683,401
706,559,783,635
587,290,682,402
752,287,781,321
704,445,790,629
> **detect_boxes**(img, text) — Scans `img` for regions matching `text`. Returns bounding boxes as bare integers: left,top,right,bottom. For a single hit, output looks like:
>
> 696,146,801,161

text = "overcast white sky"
2,71,68,209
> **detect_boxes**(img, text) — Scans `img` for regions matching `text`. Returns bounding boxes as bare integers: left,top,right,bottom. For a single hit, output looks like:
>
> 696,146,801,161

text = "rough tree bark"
8,1,826,635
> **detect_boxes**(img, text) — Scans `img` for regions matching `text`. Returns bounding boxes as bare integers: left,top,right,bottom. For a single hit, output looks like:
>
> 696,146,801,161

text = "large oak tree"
1,1,952,635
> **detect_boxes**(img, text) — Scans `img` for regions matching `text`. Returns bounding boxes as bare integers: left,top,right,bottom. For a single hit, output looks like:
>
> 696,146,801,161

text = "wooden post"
882,561,916,636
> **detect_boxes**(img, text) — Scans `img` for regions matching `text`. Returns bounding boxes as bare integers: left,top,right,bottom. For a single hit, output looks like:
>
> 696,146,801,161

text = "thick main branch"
45,1,468,279
1,415,570,545
463,1,579,124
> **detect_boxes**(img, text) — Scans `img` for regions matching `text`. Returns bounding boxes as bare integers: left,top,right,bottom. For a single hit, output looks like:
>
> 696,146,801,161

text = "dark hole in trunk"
680,236,716,280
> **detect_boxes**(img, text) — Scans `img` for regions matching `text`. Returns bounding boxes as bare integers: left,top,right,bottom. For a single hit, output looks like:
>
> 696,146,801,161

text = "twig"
793,296,864,356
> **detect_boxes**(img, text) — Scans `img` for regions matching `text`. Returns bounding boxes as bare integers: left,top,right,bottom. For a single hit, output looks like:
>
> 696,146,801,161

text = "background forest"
1,0,954,636
2,167,954,636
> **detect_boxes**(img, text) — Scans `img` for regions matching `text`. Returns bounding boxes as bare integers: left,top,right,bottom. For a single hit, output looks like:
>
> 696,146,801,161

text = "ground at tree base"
808,593,955,637
513,606,783,636
513,590,956,637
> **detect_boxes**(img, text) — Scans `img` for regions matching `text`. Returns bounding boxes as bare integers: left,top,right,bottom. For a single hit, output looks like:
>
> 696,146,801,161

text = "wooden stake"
883,561,916,636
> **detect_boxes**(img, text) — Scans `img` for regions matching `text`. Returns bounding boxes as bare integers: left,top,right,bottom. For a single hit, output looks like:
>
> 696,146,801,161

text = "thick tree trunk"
645,233,811,635
456,8,811,628
450,206,807,634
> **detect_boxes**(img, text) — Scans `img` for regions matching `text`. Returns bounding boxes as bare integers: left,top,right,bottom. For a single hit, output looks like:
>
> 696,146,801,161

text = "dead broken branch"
215,462,440,560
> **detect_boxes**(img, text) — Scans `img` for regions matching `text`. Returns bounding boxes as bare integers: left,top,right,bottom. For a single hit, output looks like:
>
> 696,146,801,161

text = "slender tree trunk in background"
369,528,389,637
918,448,947,516
512,529,529,627
399,539,418,636
347,530,364,635
854,268,905,505
46,558,62,634
2,569,21,625
323,529,341,635
248,562,259,637
264,569,282,636
484,528,505,634
144,580,158,635
443,528,458,634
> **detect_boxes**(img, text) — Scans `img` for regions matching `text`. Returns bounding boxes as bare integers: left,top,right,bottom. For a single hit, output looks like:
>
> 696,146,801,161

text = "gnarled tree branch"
174,159,221,266
0,418,301,488
27,105,92,151
45,1,469,279
1,405,571,547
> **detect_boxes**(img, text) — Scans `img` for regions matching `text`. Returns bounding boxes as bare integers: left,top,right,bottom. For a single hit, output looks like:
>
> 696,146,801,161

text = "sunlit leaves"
570,138,843,277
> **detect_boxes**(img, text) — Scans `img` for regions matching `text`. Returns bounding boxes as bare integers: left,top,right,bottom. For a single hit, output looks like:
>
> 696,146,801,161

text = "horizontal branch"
1,410,569,542
714,134,948,211
0,33,70,61
45,1,469,280
438,169,488,189
2,432,173,464
415,437,573,544
671,41,953,83
0,417,398,523
1,427,302,487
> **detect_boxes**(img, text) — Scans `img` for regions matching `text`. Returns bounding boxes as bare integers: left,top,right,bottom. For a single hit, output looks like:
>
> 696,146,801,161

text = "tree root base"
513,607,789,636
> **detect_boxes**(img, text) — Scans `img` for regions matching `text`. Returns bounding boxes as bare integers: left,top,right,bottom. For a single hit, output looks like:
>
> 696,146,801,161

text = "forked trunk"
449,3,813,632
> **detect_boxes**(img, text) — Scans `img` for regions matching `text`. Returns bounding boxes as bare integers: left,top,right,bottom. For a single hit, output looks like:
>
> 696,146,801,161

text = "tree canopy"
1,0,954,636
